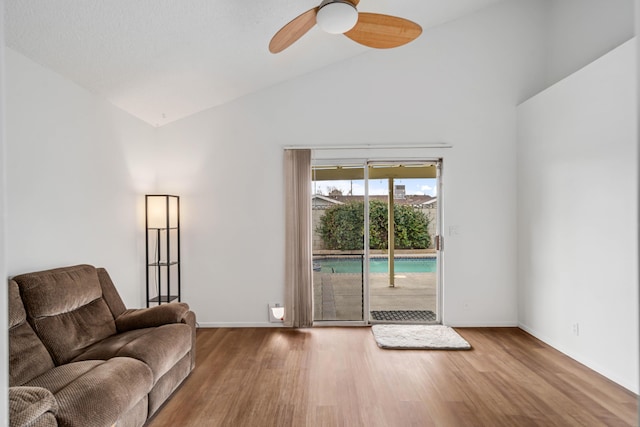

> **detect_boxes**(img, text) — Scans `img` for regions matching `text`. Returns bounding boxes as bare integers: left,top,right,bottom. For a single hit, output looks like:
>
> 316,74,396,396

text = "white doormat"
371,324,471,350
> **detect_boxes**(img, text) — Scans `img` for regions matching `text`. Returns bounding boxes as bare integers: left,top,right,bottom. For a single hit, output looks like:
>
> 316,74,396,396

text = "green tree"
317,200,431,250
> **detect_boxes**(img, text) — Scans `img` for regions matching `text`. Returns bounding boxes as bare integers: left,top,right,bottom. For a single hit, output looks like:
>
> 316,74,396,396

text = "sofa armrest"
115,302,191,332
9,386,58,427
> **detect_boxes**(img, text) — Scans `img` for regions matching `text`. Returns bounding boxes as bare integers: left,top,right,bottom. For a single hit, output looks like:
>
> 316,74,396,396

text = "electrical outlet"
572,323,579,336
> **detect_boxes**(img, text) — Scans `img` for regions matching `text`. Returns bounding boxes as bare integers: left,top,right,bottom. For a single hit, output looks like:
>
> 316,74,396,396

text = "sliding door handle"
435,235,442,251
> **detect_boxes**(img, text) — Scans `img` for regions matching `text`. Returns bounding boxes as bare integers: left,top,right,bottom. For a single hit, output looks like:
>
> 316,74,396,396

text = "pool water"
314,257,436,274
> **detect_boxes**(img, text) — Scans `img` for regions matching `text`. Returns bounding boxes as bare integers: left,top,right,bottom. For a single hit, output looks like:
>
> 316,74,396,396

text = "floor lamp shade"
146,195,179,229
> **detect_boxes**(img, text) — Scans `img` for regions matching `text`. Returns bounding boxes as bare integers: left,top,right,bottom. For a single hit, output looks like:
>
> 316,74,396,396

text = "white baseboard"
198,321,520,328
444,320,519,328
197,322,284,328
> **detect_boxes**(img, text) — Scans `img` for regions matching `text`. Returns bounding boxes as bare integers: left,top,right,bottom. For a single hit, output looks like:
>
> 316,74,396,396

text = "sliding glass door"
312,160,441,324
367,162,439,323
312,164,366,321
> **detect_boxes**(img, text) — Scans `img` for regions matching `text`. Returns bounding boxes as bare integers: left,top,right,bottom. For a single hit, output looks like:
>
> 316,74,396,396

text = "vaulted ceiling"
5,0,505,126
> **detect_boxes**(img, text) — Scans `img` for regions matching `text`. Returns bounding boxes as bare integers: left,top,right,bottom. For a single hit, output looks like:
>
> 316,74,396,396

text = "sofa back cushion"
8,280,55,386
97,267,127,318
13,265,117,365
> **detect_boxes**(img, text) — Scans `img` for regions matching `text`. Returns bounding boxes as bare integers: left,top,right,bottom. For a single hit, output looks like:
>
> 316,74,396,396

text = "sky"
313,178,437,197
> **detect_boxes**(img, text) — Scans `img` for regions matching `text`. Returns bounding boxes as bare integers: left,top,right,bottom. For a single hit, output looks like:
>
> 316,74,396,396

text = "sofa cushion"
97,267,127,318
8,280,55,387
13,264,117,365
26,358,153,427
72,323,193,382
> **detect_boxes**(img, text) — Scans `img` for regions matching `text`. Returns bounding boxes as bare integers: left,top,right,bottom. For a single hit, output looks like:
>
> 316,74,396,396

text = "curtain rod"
283,143,453,150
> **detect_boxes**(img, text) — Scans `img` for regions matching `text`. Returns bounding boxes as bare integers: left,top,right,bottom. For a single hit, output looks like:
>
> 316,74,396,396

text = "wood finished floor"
147,327,637,427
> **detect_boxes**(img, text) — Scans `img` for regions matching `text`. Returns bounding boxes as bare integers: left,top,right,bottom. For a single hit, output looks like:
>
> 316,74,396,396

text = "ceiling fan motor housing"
269,0,421,53
316,0,359,34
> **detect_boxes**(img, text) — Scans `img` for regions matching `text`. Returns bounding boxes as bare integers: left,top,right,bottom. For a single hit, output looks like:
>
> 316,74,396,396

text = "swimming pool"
313,257,436,274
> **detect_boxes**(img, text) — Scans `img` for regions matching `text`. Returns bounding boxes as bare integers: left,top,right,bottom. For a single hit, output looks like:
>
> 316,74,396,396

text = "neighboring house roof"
314,194,436,206
312,194,345,205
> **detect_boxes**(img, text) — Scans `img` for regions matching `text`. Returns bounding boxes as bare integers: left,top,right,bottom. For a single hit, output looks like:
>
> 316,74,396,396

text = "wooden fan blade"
269,7,319,54
344,13,422,49
345,0,360,5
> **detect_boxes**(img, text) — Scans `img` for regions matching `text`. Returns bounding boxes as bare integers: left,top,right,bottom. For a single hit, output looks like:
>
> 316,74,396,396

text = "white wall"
1,0,9,422
5,49,157,307
544,0,635,88
517,39,638,392
156,0,548,327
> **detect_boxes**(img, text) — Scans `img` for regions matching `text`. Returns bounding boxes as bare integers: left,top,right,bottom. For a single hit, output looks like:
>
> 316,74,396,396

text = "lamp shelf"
147,261,179,267
149,295,180,303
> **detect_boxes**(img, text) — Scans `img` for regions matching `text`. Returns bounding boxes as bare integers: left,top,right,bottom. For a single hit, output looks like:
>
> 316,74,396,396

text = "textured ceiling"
5,0,504,126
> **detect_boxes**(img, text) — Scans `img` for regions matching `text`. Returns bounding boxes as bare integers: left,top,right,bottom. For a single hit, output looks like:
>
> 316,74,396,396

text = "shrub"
316,202,364,250
317,200,431,250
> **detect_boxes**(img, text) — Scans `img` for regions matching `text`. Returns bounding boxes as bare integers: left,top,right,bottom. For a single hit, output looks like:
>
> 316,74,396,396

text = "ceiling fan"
269,0,422,54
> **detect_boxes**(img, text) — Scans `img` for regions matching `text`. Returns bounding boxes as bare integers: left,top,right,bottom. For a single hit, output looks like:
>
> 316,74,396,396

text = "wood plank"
146,327,637,427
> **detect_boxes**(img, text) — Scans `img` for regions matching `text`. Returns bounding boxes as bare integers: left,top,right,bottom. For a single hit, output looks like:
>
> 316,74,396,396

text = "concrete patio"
313,271,437,322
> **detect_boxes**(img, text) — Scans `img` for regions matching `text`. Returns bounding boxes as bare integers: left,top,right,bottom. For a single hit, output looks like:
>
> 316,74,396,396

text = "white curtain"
283,149,314,328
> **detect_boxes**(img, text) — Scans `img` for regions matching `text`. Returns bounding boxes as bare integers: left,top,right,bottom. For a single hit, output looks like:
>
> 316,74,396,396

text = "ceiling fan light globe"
316,1,358,34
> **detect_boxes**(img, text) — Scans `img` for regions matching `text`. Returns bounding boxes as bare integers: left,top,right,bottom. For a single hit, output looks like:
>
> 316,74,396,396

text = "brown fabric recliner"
9,264,197,427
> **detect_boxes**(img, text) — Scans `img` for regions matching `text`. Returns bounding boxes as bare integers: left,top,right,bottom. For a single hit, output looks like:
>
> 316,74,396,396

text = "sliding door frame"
436,160,444,324
311,155,444,326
